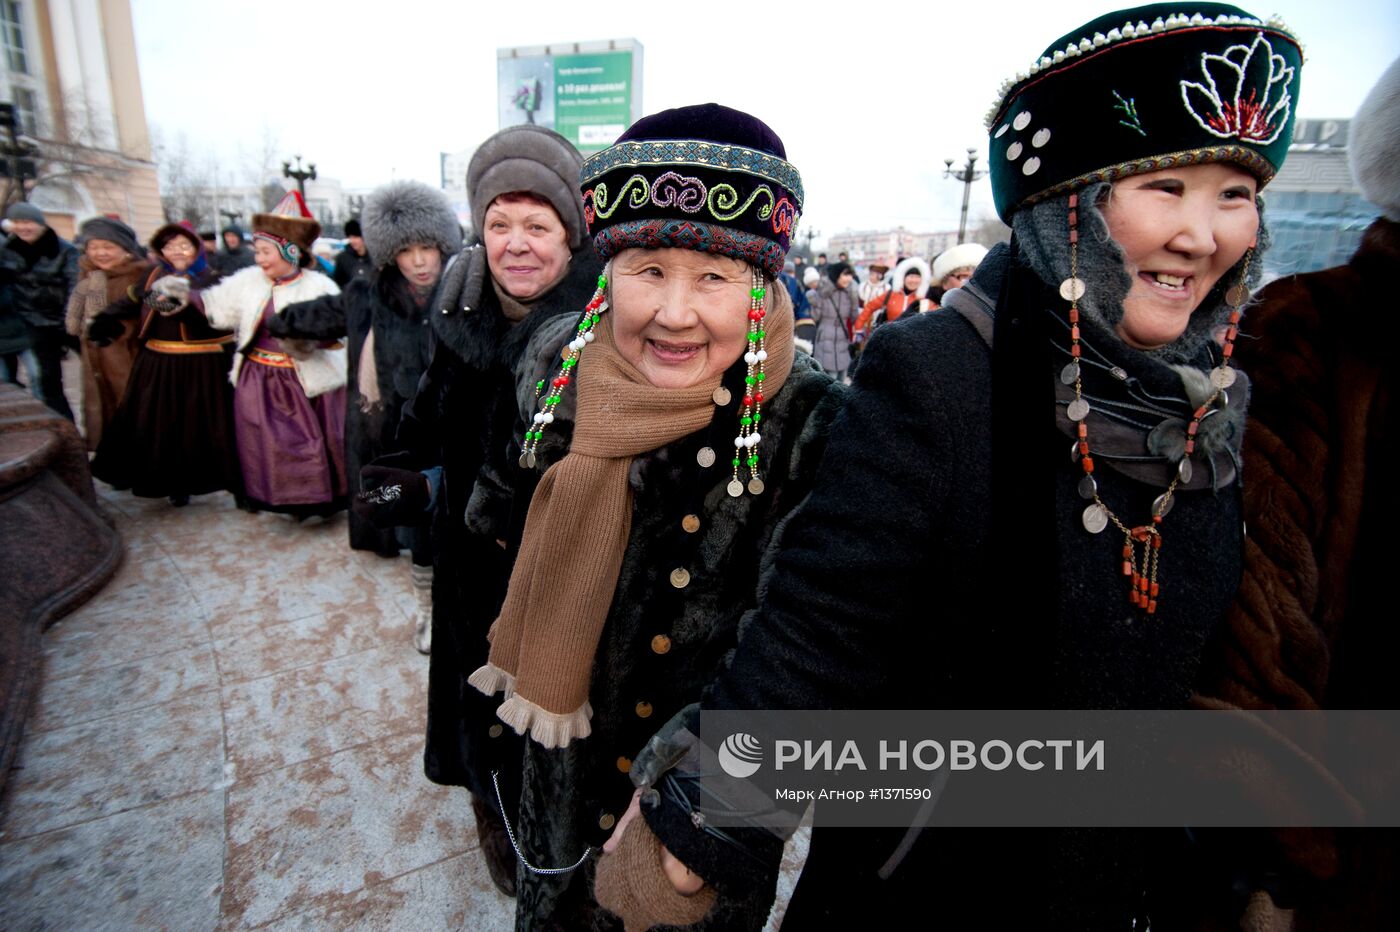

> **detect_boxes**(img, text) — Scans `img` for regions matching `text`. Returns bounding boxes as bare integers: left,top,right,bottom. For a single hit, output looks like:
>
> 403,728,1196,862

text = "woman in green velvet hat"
593,5,1310,930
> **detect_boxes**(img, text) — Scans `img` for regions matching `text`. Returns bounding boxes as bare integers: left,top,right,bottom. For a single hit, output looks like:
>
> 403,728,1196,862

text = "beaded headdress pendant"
518,271,609,470
729,267,770,497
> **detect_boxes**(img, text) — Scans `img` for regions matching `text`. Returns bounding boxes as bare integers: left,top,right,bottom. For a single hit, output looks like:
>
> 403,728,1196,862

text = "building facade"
1263,117,1379,281
826,227,960,269
1,0,162,239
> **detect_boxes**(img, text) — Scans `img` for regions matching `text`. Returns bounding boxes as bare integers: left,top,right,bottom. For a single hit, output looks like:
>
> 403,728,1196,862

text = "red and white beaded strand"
1061,191,1251,614
729,268,769,497
518,271,609,469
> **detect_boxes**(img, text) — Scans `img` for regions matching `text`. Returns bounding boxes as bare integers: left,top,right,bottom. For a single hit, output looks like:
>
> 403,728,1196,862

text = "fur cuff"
495,693,593,749
595,814,717,932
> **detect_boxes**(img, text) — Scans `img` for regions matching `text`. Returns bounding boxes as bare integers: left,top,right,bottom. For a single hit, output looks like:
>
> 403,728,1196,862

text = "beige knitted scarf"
469,285,794,748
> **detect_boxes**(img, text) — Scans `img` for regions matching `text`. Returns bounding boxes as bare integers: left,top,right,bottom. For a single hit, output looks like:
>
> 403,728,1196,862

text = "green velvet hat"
987,3,1304,220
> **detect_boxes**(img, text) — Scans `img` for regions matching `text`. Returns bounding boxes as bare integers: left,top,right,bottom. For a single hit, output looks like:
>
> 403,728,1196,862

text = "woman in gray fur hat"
268,180,461,653
352,124,603,899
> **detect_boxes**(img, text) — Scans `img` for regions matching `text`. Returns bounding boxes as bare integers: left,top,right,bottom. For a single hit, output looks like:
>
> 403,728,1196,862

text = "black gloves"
353,465,431,528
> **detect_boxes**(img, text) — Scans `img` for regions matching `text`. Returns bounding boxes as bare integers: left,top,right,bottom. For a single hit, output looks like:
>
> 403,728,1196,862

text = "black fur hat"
361,181,463,269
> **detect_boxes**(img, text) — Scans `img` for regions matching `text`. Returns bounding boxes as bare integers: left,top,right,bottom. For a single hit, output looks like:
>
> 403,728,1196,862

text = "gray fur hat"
466,125,586,249
1350,56,1400,222
361,180,463,269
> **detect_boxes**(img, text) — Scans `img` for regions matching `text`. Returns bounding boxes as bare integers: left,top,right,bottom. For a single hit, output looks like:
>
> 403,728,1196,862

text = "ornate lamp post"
281,155,317,197
943,149,988,244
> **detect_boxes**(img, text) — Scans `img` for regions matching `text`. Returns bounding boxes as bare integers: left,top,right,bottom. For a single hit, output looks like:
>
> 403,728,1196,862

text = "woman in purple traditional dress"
199,192,347,518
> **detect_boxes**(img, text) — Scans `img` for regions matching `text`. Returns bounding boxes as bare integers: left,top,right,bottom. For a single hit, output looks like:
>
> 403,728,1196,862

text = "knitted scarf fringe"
496,694,594,749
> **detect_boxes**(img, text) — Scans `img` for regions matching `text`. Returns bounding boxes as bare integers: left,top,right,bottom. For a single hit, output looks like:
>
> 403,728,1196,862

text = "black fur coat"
387,246,603,797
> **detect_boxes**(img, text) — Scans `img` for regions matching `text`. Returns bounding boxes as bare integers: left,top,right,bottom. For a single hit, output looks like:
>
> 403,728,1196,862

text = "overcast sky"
132,0,1398,243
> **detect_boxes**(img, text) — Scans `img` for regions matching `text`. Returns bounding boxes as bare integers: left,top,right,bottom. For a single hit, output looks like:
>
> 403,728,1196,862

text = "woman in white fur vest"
200,192,347,518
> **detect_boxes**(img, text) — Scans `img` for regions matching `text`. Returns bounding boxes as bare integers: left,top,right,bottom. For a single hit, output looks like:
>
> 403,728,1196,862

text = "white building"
1,0,162,238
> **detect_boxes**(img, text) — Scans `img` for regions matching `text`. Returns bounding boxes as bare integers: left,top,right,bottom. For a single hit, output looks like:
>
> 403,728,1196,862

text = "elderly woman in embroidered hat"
199,192,347,518
593,5,1307,930
266,181,462,652
349,124,602,898
88,223,239,507
461,103,844,930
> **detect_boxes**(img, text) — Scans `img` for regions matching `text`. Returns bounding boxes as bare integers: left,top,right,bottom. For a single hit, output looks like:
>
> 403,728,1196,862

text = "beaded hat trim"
591,219,788,279
581,139,804,203
1018,144,1275,210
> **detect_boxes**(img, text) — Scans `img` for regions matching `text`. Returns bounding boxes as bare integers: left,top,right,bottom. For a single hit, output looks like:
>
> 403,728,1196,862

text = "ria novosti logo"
718,733,764,778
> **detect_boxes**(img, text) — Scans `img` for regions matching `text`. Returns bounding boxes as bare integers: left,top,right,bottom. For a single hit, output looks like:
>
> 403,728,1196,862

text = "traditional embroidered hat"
579,103,803,278
252,191,321,267
986,3,1304,220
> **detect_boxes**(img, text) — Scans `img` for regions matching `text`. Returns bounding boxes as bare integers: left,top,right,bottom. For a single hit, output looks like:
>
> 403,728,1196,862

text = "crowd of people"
1,2,1395,928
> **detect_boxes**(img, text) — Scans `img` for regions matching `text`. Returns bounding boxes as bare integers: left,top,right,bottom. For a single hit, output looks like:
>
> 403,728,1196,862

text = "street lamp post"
282,155,317,197
943,149,988,245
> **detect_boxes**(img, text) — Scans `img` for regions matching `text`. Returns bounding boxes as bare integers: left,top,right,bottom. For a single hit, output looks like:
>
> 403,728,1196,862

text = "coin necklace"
1062,192,1251,614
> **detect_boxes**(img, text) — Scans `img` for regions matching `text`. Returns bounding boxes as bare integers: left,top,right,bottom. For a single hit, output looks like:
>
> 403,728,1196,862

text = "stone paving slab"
0,471,806,928
0,788,225,932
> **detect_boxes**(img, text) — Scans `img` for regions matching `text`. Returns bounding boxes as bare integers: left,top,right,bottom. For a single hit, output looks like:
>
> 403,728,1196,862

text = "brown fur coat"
1192,218,1399,931
65,254,150,450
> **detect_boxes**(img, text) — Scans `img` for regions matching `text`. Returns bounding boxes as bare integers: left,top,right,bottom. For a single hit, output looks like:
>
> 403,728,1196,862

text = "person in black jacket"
267,181,461,652
332,218,373,287
214,225,256,275
0,202,79,418
593,6,1310,930
353,125,601,899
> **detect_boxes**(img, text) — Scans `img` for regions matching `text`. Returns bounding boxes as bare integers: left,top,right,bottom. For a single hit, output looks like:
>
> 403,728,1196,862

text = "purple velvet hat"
579,103,803,278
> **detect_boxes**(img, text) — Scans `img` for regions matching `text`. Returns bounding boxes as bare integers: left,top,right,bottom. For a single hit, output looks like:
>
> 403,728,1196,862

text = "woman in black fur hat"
595,5,1310,930
268,180,461,652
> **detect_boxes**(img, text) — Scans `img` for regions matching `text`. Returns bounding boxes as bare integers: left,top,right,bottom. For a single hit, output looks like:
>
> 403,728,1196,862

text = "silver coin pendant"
1177,457,1194,484
1082,503,1109,534
1077,475,1098,500
1210,366,1236,389
1059,277,1086,301
1059,362,1080,385
1153,492,1174,518
747,478,765,495
727,479,745,498
1067,398,1091,422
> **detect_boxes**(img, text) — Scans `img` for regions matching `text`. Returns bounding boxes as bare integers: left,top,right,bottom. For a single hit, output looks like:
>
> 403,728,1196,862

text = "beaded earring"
729,267,769,497
1061,191,1250,614
517,270,610,469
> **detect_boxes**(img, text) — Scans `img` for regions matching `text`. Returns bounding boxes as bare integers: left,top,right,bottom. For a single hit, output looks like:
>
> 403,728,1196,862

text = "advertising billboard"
498,39,643,153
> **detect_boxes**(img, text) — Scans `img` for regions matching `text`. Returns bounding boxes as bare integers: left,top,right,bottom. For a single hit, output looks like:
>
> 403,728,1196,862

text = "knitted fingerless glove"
595,816,716,932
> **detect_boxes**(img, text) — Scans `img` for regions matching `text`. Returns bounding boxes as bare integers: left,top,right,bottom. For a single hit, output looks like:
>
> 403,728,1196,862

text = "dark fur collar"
431,245,601,370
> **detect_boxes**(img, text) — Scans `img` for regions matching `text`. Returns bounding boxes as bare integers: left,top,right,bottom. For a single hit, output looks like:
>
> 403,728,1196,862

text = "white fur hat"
1350,56,1400,222
932,243,989,283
